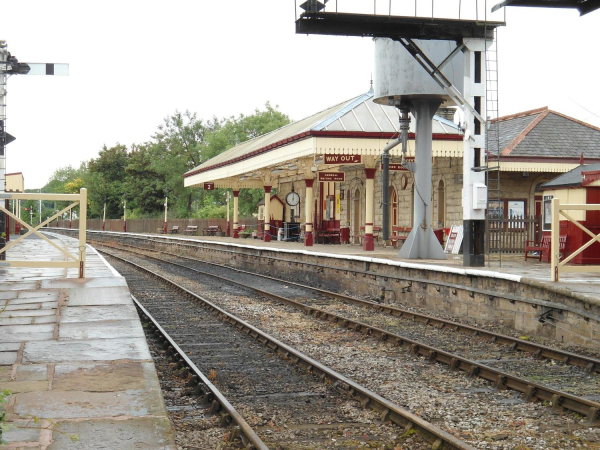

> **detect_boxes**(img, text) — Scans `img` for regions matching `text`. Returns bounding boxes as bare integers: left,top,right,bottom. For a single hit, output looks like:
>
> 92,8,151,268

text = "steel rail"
104,238,600,375
131,295,269,450
101,247,476,450
98,243,600,426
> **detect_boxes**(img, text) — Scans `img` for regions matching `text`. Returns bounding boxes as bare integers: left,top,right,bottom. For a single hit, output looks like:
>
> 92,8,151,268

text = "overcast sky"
2,1,599,189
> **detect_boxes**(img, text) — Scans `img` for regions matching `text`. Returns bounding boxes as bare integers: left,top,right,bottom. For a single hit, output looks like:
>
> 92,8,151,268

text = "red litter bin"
433,228,444,246
340,227,350,244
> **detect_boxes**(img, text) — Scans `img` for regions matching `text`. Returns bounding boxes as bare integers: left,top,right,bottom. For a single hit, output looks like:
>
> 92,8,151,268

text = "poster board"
444,224,464,254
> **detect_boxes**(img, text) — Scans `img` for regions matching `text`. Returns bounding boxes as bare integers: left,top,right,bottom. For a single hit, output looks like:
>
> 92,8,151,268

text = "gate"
0,189,87,277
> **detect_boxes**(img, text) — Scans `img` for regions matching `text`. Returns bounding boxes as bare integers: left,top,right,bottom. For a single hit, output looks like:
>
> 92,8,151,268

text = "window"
543,195,553,231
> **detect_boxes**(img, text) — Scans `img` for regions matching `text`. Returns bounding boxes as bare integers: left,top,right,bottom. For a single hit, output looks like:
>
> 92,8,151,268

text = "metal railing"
0,189,87,277
294,0,506,22
551,199,600,282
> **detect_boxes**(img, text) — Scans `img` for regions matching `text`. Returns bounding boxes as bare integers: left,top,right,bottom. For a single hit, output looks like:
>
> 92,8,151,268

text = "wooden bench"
387,226,412,248
203,225,221,236
317,228,341,245
169,225,179,234
525,235,567,262
352,226,381,245
184,225,198,236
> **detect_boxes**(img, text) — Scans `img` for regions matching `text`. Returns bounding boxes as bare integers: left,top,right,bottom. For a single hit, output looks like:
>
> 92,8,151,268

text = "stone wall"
276,160,557,233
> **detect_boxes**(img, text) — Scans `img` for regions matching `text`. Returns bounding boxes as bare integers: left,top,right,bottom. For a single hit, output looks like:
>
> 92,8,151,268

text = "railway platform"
0,233,175,449
168,233,600,305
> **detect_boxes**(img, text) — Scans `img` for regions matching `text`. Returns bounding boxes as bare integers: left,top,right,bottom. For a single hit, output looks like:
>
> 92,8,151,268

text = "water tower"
296,0,503,265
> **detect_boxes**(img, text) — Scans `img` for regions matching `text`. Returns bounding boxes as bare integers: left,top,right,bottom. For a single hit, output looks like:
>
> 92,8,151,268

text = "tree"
86,144,128,218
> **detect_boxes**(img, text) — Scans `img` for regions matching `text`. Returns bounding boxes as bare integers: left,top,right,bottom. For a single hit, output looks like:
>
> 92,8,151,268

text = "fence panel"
53,217,259,235
487,216,538,253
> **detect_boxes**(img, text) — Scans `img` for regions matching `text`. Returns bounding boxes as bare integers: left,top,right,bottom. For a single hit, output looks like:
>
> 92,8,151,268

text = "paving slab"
58,320,144,340
48,417,175,450
22,337,152,364
60,305,139,323
52,362,156,392
0,324,55,343
0,233,175,448
15,387,166,419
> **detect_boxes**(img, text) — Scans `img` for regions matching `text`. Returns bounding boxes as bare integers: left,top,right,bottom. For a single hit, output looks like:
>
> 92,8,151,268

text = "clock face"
286,192,300,206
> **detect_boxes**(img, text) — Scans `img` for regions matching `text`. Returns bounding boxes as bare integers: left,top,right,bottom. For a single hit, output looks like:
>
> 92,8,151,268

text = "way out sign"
204,182,215,190
324,154,361,164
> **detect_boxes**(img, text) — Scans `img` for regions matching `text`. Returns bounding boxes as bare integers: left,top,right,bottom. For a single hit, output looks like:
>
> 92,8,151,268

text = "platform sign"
318,172,345,182
444,224,464,254
390,157,416,172
324,154,361,164
204,182,215,190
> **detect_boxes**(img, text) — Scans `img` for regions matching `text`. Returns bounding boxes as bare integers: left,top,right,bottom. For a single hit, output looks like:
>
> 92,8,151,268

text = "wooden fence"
50,217,259,234
488,216,541,253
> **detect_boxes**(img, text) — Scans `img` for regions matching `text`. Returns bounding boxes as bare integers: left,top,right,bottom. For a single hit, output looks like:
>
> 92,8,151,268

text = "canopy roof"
184,89,462,188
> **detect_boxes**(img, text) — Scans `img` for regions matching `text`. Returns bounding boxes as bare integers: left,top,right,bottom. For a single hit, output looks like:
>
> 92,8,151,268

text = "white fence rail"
551,198,600,282
0,188,87,277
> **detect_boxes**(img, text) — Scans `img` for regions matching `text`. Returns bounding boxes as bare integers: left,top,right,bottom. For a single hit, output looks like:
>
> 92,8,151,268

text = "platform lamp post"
163,189,169,235
122,195,127,233
102,196,107,231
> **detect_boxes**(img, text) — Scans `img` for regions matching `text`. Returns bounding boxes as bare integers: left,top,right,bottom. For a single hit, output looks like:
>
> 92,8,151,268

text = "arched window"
353,188,361,241
437,180,445,228
390,186,398,230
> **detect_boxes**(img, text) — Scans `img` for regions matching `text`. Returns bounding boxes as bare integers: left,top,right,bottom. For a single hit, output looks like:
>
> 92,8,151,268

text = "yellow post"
551,197,560,282
79,188,87,278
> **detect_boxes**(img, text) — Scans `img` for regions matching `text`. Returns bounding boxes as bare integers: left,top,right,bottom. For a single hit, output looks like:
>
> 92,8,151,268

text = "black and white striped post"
0,40,68,255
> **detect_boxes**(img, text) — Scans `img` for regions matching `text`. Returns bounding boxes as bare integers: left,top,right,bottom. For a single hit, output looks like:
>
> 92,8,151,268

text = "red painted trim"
5,172,23,176
364,168,376,179
583,170,600,186
183,129,462,179
489,156,600,164
264,186,272,194
233,190,239,197
305,179,315,188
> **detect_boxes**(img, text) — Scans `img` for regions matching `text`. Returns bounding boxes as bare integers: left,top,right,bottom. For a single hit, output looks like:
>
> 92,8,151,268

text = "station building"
183,89,600,251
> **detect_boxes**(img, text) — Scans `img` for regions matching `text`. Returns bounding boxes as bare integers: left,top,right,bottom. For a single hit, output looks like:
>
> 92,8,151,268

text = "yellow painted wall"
546,188,587,221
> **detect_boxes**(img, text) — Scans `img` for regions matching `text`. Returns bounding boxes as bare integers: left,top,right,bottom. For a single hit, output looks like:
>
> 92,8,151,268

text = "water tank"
373,38,464,107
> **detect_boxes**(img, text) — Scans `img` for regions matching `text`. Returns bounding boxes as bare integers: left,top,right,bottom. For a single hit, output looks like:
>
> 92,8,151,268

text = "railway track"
97,240,600,401
98,241,600,449
106,249,468,449
115,237,600,375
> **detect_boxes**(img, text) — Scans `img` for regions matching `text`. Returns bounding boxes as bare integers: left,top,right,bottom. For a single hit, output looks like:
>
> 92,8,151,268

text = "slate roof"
489,107,600,159
542,162,600,189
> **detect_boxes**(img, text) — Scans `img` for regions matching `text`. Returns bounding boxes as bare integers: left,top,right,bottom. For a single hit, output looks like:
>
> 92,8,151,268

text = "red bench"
203,225,221,236
184,225,198,235
351,226,382,245
525,235,567,262
387,226,412,248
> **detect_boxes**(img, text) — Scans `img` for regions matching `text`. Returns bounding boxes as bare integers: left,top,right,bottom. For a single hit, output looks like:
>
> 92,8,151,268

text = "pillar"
363,168,376,251
233,190,239,238
263,186,271,242
304,179,314,246
398,99,447,260
462,39,487,267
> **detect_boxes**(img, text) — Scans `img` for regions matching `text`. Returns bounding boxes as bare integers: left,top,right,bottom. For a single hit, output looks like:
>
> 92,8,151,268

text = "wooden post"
79,188,87,278
551,198,560,282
